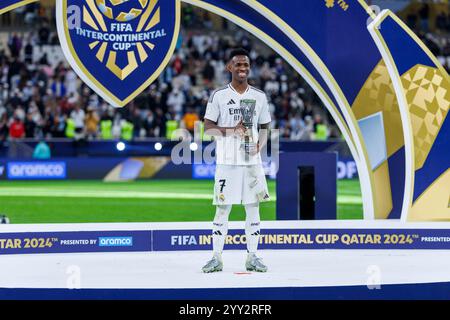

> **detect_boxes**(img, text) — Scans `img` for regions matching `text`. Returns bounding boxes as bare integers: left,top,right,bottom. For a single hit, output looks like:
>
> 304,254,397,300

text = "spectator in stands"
0,113,8,142
406,11,418,31
289,112,306,140
313,114,329,141
304,115,315,141
32,140,51,159
447,12,450,32
65,69,78,96
7,57,24,87
0,84,8,109
111,113,122,139
202,59,215,85
167,87,185,120
53,106,67,138
50,75,66,98
24,39,33,64
24,104,42,138
70,104,85,140
419,3,430,33
8,33,22,58
13,105,25,122
143,109,155,137
85,106,100,139
264,73,280,96
289,91,305,112
38,21,50,45
436,11,447,33
153,107,167,138
182,106,199,135
172,54,183,74
39,52,50,66
7,89,22,108
24,4,38,25
99,108,113,139
42,106,55,138
130,107,144,138
9,115,25,139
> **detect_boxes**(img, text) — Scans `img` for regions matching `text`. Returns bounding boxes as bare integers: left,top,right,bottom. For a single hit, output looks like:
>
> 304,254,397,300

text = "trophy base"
241,142,257,155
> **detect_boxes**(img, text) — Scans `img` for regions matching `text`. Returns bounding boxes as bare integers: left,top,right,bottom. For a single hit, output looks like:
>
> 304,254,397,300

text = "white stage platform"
2,249,450,290
1,221,450,299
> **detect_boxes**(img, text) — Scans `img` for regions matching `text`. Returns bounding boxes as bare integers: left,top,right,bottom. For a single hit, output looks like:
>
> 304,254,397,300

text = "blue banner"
0,231,151,255
193,160,358,180
0,228,450,255
153,228,450,251
0,0,38,14
0,157,187,180
7,162,66,180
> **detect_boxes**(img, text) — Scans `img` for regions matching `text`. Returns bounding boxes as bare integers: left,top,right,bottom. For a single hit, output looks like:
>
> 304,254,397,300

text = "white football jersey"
204,84,271,165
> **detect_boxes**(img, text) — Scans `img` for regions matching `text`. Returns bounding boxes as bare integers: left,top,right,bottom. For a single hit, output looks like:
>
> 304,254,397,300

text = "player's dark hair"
228,48,250,61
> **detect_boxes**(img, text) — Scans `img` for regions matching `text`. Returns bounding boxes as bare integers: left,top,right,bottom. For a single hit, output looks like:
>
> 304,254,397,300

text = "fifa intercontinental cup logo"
59,0,178,107
240,99,257,158
77,0,164,80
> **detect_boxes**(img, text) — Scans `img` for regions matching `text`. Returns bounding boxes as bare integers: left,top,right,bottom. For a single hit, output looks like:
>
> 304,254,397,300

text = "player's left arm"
254,93,272,154
257,122,270,153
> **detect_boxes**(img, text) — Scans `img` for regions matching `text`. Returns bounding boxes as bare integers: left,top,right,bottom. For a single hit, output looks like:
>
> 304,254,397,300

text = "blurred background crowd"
0,0,448,144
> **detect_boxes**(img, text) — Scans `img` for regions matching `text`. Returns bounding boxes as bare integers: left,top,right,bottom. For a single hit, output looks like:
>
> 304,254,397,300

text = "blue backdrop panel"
0,0,36,12
276,152,337,220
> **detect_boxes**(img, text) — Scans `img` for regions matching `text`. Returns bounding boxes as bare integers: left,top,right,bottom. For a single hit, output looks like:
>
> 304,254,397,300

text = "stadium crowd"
0,2,448,145
404,2,450,70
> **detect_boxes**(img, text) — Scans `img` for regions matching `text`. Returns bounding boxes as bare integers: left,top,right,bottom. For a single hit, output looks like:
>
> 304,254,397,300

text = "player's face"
228,55,250,83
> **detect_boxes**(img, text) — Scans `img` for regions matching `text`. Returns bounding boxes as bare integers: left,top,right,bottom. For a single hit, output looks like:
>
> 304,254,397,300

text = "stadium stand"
0,1,448,146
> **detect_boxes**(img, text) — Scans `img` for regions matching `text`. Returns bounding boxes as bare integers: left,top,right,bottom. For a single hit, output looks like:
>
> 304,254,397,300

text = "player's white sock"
244,203,260,254
212,205,232,256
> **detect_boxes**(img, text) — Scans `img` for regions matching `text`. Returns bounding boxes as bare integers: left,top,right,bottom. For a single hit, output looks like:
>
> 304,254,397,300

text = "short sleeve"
204,93,220,122
258,94,271,124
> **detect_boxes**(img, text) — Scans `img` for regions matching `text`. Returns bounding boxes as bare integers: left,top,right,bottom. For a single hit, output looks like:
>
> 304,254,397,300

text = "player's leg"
244,203,267,272
203,165,243,273
202,204,232,273
212,205,232,255
242,164,268,272
244,202,260,254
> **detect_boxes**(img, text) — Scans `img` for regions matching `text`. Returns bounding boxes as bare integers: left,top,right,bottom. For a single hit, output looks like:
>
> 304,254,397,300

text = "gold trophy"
239,99,257,160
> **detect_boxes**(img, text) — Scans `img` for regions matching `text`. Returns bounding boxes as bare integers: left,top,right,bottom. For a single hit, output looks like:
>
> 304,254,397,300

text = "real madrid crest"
56,0,180,107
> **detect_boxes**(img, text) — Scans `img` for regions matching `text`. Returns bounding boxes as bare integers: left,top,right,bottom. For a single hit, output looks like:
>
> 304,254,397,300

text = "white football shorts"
213,164,270,205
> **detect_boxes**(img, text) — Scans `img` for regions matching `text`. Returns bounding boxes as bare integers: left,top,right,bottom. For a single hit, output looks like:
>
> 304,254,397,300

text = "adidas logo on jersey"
227,99,236,105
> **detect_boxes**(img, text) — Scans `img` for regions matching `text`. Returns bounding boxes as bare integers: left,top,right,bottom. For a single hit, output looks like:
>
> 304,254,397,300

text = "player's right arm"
203,90,245,137
204,119,245,137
